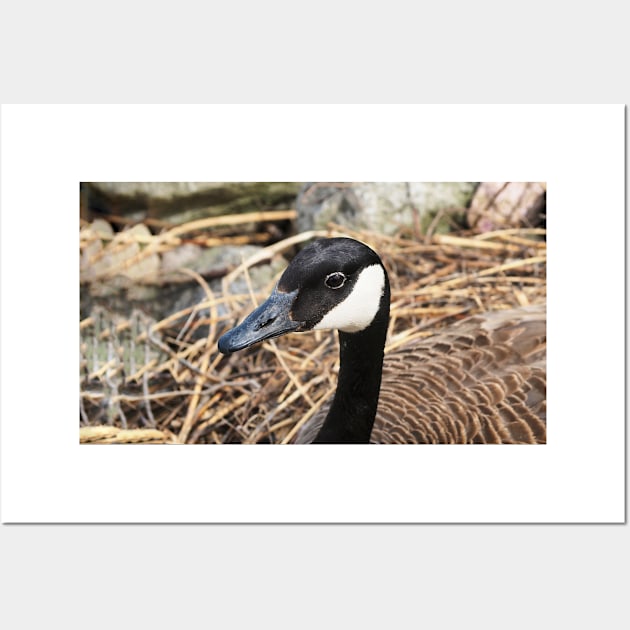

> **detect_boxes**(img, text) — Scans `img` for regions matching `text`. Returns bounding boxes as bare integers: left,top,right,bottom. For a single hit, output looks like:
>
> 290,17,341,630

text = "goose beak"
218,289,301,354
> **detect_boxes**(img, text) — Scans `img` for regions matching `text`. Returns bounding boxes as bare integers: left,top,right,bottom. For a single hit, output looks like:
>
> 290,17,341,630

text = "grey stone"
297,182,478,236
467,182,546,232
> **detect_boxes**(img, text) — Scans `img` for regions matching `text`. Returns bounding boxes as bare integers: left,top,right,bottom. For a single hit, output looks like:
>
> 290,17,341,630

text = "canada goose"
218,237,546,444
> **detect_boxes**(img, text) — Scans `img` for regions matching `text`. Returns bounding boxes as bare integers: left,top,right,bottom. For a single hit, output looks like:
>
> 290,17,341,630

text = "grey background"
1,2,627,629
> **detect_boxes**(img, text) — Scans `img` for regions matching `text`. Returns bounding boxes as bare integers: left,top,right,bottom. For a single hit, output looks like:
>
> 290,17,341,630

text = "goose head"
217,237,547,444
218,238,389,354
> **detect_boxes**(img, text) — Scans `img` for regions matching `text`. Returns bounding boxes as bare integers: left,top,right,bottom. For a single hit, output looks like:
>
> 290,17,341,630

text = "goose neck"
313,293,389,444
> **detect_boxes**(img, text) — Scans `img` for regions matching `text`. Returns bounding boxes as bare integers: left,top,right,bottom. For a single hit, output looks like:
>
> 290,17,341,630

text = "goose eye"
325,272,346,289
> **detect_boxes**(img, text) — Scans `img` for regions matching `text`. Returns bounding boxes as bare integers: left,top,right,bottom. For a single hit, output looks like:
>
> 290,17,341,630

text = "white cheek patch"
313,264,385,333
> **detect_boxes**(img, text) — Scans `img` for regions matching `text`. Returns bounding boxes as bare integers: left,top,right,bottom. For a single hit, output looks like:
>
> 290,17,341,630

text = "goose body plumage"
295,305,546,444
218,237,546,444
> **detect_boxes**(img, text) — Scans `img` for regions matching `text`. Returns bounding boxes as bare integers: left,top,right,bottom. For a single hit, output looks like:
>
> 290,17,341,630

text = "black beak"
218,289,301,354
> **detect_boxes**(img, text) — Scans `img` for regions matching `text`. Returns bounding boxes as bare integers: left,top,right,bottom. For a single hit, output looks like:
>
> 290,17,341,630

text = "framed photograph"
1,104,624,523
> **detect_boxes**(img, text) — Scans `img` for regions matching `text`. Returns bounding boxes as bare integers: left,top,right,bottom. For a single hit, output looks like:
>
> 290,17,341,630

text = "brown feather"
295,305,546,444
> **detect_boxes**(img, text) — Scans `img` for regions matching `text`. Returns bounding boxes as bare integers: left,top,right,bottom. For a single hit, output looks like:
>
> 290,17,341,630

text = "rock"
218,250,287,297
161,244,260,281
91,182,222,200
467,182,546,233
85,181,301,223
160,243,204,275
297,182,478,236
117,224,160,283
80,219,114,282
80,222,288,339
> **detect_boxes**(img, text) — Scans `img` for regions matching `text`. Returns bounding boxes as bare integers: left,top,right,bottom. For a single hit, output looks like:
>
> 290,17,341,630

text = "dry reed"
80,218,546,444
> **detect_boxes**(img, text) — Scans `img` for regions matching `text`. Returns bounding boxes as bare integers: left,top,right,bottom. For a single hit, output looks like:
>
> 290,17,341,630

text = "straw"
80,218,546,443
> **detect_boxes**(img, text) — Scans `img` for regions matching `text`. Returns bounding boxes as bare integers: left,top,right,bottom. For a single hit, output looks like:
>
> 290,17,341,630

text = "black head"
218,238,389,354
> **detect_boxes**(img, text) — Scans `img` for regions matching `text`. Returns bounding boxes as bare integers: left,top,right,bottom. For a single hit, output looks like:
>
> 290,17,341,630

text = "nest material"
80,426,167,444
80,221,546,444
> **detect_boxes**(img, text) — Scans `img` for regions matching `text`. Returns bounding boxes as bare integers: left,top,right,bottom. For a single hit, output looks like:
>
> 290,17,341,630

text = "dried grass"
80,219,546,444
